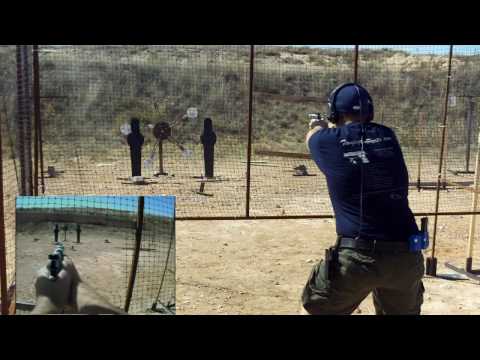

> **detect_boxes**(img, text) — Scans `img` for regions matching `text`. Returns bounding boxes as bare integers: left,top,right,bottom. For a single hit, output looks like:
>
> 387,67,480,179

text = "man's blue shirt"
308,122,419,242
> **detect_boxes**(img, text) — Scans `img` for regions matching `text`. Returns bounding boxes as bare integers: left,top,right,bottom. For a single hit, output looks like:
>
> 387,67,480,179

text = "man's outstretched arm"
33,257,126,315
73,282,127,315
32,257,79,314
306,117,330,152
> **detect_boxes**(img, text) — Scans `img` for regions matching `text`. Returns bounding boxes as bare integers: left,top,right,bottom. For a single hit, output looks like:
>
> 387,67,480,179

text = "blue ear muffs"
327,83,351,124
327,83,374,123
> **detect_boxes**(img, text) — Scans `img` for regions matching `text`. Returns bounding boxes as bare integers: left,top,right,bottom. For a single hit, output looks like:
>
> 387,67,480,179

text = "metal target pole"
465,97,475,174
245,45,255,218
426,45,454,277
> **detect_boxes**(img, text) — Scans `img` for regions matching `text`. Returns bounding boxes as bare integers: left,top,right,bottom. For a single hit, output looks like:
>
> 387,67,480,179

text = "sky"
48,44,480,55
16,196,175,218
282,45,480,55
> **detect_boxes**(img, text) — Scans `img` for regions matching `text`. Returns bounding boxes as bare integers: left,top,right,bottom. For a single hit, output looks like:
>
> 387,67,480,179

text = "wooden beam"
255,149,312,160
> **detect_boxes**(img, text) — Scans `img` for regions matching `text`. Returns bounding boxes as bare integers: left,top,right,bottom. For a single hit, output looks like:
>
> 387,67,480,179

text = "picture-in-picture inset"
15,195,175,315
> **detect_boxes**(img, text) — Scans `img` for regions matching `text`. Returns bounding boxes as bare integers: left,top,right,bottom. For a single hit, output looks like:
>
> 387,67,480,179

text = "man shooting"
301,83,427,315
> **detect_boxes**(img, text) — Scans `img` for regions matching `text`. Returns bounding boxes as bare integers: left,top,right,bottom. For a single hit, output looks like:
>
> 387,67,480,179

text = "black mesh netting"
3,45,480,312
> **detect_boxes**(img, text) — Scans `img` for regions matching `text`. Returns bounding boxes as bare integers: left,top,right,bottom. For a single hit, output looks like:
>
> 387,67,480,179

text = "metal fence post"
427,45,454,277
16,46,26,195
354,45,359,83
246,45,255,218
32,45,41,196
16,45,33,196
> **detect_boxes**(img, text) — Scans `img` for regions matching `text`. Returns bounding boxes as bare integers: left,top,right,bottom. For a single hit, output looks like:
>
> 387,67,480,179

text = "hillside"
1,45,479,154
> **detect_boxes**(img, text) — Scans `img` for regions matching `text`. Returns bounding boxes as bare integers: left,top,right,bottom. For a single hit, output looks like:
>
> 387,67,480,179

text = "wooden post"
0,103,9,315
466,130,480,272
443,123,449,189
465,98,475,173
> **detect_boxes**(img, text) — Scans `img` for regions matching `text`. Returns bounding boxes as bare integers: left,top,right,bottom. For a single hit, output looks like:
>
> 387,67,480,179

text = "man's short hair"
339,112,368,123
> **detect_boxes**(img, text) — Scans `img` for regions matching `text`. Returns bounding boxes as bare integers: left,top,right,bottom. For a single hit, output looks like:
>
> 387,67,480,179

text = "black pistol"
47,243,65,281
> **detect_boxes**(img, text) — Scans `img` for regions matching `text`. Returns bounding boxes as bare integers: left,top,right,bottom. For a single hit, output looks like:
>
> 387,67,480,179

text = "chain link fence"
14,44,477,218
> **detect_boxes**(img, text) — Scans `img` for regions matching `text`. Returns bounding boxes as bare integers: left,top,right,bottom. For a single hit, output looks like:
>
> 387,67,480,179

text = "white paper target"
182,149,193,159
144,158,153,169
186,108,198,119
120,123,132,136
449,96,457,107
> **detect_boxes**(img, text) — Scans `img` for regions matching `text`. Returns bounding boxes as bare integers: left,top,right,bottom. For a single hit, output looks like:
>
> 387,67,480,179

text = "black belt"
338,237,410,253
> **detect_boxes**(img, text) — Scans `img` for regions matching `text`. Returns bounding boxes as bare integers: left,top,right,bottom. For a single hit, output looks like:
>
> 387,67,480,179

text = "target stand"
44,166,65,178
153,122,171,177
291,165,317,177
117,176,160,186
149,121,193,178
151,301,175,315
193,177,226,197
196,181,213,197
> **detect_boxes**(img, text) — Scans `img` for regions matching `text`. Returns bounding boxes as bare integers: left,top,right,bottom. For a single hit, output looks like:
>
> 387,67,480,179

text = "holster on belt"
324,237,341,281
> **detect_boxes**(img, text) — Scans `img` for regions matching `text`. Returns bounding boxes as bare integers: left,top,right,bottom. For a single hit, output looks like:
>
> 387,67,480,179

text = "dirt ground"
3,144,480,315
176,217,480,315
16,221,172,314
